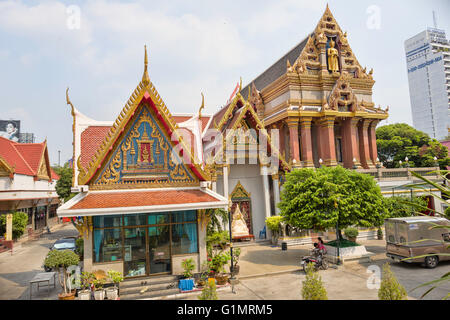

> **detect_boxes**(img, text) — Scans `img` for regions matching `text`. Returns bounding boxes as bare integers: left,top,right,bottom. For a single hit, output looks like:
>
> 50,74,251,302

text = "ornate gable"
208,91,291,172
230,181,251,199
292,5,373,80
36,143,51,181
77,46,209,187
0,156,14,178
90,103,198,190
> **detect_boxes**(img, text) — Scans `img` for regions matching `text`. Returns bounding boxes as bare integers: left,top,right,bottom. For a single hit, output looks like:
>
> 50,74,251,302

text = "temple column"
222,165,229,199
299,117,314,168
272,172,281,215
261,165,272,239
318,116,337,166
286,117,301,168
368,120,380,166
211,171,217,193
358,119,375,169
342,117,362,169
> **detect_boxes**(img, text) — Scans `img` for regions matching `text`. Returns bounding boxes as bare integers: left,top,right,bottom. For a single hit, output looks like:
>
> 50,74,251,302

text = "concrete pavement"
0,222,78,300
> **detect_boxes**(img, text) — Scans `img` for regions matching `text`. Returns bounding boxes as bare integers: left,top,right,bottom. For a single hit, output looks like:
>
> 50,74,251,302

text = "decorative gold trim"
78,48,209,186
230,180,251,199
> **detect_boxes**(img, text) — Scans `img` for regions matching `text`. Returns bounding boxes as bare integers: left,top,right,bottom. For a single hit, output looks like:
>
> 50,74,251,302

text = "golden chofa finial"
142,45,150,86
239,77,242,92
199,93,205,119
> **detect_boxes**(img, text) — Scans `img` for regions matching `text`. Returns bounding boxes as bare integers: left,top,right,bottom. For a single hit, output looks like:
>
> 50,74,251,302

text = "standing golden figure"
327,39,340,73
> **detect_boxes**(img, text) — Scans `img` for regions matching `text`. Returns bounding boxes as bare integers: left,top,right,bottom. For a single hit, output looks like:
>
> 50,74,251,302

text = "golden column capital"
286,117,300,128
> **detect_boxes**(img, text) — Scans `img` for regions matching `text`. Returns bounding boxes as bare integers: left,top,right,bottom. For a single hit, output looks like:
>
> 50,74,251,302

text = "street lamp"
405,157,409,168
376,157,381,169
228,205,236,290
334,197,341,265
434,156,438,168
319,158,323,168
352,158,357,170
399,160,403,168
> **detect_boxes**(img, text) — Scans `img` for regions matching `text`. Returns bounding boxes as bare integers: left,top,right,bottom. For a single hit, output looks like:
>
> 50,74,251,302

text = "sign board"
0,120,20,142
6,214,13,241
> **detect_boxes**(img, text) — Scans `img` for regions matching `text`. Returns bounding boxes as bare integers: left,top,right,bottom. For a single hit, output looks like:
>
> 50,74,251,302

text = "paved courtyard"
1,227,449,300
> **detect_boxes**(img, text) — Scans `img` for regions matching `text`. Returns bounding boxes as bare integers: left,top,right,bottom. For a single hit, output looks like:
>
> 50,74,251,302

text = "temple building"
0,137,60,237
205,5,389,241
58,5,394,277
57,47,228,278
240,5,389,170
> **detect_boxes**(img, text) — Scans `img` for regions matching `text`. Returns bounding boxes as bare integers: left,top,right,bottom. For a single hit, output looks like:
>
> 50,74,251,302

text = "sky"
0,0,449,165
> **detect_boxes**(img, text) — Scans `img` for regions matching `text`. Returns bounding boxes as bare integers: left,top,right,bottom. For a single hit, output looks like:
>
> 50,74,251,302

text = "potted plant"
377,227,384,240
344,227,359,242
79,271,94,300
265,216,283,245
93,278,106,300
230,247,241,276
181,258,195,279
209,252,231,285
43,249,79,300
196,261,210,288
106,270,123,300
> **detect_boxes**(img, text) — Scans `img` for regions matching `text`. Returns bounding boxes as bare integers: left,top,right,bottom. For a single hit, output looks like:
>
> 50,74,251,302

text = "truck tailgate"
386,243,410,258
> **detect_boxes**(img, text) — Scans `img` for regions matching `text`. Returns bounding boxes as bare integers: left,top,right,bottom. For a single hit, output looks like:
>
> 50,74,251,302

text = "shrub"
301,263,328,300
0,211,28,240
198,279,218,300
378,263,408,300
107,270,124,287
343,227,359,240
209,252,231,274
44,249,80,294
80,271,95,291
265,216,283,236
181,258,195,279
75,237,84,257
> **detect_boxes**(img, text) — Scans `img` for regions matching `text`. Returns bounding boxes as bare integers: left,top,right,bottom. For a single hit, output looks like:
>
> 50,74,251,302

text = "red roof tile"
0,137,51,178
70,189,219,210
80,126,112,169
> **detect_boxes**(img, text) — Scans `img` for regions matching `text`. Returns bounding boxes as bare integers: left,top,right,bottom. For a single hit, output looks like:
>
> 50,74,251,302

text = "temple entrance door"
123,227,147,278
147,226,171,274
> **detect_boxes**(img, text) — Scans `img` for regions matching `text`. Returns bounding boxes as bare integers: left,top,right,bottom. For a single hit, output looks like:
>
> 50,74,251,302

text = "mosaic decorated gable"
91,104,197,189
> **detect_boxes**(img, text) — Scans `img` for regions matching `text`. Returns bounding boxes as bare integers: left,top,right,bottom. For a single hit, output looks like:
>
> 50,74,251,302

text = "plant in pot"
265,216,283,245
79,271,94,300
343,227,359,243
181,258,195,279
196,261,210,288
377,227,384,240
230,247,241,276
106,270,123,300
43,249,79,300
92,278,106,300
209,252,231,285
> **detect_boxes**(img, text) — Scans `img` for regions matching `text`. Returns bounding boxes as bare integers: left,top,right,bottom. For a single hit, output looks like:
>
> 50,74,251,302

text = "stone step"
120,281,178,295
120,275,179,289
120,287,180,300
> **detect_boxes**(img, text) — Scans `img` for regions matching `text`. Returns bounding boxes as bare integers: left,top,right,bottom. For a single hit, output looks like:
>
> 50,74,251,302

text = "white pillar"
261,166,272,239
223,165,229,198
272,174,280,215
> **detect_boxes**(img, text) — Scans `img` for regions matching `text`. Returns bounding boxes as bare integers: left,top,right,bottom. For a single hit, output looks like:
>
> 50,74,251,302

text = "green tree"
382,195,428,219
376,123,450,169
301,263,328,300
44,249,80,295
0,211,28,240
378,263,408,300
52,163,75,202
278,166,386,239
205,208,229,236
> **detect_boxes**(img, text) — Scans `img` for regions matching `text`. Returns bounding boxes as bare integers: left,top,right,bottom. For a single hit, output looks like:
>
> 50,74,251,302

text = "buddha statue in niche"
327,39,340,73
231,205,250,238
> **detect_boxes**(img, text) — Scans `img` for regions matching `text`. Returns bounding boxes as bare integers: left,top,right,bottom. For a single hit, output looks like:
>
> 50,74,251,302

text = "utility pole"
58,150,61,167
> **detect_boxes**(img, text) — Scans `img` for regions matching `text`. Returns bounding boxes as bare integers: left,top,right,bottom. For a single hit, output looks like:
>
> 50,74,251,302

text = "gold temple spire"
142,45,150,86
199,93,205,119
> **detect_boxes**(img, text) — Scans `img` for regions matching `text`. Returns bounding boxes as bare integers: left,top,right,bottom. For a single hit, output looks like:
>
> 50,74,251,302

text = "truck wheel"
424,255,438,268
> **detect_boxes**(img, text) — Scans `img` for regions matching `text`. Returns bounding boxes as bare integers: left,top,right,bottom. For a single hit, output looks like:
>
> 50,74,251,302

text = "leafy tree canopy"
376,123,450,169
278,166,386,231
52,163,75,202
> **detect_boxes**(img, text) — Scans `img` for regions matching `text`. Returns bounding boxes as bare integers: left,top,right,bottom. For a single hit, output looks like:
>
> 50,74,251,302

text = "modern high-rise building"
405,27,450,140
